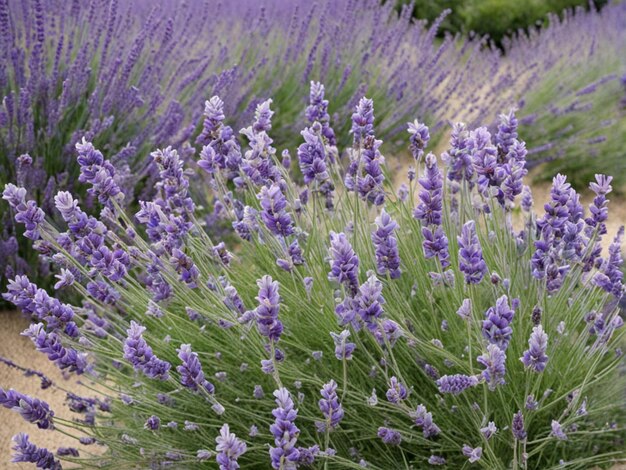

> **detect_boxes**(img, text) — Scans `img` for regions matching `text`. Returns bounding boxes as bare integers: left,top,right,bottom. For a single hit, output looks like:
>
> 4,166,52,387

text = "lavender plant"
2,87,625,469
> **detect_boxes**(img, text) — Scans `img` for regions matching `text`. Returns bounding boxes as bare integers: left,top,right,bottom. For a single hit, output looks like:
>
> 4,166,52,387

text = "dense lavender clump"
1,91,624,469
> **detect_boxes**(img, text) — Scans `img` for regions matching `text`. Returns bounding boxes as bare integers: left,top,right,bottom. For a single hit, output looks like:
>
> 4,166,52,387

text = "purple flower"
298,126,330,185
371,209,401,279
270,388,300,469
443,123,473,184
123,321,171,380
586,174,613,235
410,404,441,438
462,445,482,463
469,127,502,196
145,415,161,431
521,185,533,212
593,227,624,299
495,109,518,157
177,344,215,394
316,380,344,433
458,220,487,284
170,248,200,288
328,232,360,295
520,325,549,372
355,275,385,329
53,269,75,290
2,184,45,240
76,138,122,207
482,295,516,351
258,184,294,238
428,455,446,465
512,411,527,441
436,374,479,395
457,298,472,321
215,423,246,470
356,135,386,205
480,422,498,439
407,119,430,161
330,330,355,360
477,344,506,391
551,420,568,440
255,275,283,342
11,433,61,470
306,81,337,147
414,153,443,226
23,323,87,374
421,226,450,269
253,99,274,133
386,376,408,404
351,97,375,147
0,388,54,429
377,427,401,446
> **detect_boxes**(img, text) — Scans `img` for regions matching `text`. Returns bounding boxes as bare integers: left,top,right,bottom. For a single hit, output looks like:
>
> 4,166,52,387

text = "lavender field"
0,1,625,469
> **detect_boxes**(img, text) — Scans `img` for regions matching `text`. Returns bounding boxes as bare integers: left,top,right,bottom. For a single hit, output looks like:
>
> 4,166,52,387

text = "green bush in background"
394,0,608,44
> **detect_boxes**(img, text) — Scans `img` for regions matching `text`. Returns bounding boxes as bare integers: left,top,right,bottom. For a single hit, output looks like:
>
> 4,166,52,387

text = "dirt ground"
0,310,84,468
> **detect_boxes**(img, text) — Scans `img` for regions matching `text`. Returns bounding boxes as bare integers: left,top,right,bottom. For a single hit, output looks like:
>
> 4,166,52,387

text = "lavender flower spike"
2,184,45,240
328,232,360,295
482,295,517,351
377,427,402,445
371,209,401,279
551,420,568,440
520,325,549,372
177,344,215,394
436,374,479,395
462,445,482,463
351,97,375,146
330,330,356,360
255,275,283,342
12,433,61,470
386,376,408,404
477,344,506,391
316,380,344,433
1,388,54,429
215,423,247,470
123,321,171,380
407,119,430,161
512,411,527,441
270,388,300,469
458,220,487,284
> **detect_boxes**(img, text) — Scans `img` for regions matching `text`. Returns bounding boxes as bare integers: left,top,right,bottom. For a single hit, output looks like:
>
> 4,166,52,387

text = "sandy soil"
0,311,84,468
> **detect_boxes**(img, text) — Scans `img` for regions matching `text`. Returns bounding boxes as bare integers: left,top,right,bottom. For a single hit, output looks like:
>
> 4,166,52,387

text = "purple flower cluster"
0,388,54,429
255,275,283,342
269,388,301,469
298,126,331,185
328,232,360,296
215,423,247,470
316,380,344,433
520,325,549,372
23,323,87,374
330,330,356,360
258,184,294,238
123,321,171,380
482,295,517,351
76,139,122,208
371,209,401,279
436,374,479,395
407,119,430,161
386,376,408,404
177,344,215,394
594,227,624,299
377,427,402,446
2,184,45,240
306,82,337,147
410,404,441,438
457,220,487,284
197,96,242,176
512,411,527,441
11,433,61,470
477,344,507,391
415,153,449,268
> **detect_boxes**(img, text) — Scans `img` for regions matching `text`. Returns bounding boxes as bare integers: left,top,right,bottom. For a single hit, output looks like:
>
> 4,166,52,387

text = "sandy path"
0,311,84,468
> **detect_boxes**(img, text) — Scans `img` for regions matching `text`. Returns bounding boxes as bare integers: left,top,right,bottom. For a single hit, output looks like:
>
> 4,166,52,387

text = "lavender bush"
1,86,624,468
1,0,506,290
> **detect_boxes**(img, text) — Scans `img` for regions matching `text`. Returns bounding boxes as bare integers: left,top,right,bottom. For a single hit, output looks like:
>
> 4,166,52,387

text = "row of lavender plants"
497,2,626,189
1,0,507,290
0,84,624,468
